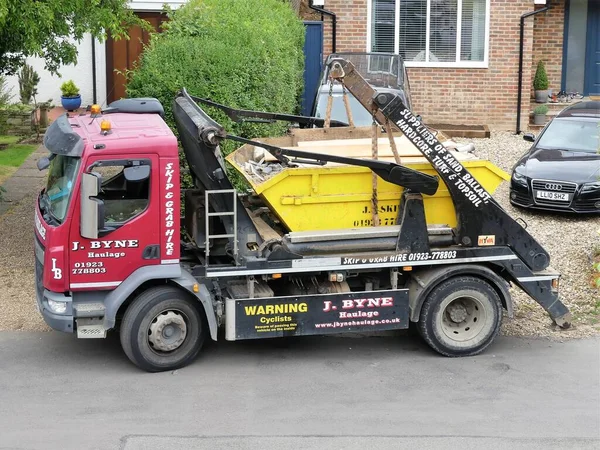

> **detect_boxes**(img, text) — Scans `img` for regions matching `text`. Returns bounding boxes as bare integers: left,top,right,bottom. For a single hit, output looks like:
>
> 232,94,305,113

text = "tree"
0,0,148,76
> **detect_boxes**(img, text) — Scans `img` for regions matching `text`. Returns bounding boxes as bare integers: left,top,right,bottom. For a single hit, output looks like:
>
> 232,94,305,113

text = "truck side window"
93,161,150,225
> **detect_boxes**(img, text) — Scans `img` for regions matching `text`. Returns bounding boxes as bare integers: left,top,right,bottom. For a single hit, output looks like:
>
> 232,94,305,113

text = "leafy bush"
126,0,305,146
0,103,35,113
533,61,549,91
533,104,548,115
60,80,80,97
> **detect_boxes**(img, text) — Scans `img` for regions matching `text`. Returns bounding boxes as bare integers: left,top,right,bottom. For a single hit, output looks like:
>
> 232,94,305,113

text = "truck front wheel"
418,276,502,357
120,286,206,372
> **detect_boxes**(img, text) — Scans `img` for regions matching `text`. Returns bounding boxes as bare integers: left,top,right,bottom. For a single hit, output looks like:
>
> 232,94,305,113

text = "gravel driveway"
0,131,598,337
0,193,48,331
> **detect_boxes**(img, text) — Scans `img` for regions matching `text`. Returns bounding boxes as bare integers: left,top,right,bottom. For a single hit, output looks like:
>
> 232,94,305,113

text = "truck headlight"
47,299,67,314
581,182,600,193
511,169,528,187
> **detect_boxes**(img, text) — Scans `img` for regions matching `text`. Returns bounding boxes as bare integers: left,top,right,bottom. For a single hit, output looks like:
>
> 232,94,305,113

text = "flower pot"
61,95,81,111
534,89,548,103
533,113,546,125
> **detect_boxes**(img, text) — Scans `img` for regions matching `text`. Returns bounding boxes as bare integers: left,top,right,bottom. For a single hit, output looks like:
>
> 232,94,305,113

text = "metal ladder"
204,189,238,265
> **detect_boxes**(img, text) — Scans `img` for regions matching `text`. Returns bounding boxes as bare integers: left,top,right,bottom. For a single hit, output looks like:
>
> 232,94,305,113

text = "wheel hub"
447,302,468,323
148,311,187,352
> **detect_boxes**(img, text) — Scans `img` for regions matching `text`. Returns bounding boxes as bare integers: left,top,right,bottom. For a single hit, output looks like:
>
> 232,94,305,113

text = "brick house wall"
531,1,565,95
301,0,369,56
300,0,556,131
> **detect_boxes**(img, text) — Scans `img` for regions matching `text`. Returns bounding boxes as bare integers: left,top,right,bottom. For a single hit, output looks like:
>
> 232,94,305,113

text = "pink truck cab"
34,100,181,334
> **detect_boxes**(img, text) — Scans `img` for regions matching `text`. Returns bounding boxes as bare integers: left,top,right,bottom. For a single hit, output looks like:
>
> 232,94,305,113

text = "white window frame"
366,0,490,69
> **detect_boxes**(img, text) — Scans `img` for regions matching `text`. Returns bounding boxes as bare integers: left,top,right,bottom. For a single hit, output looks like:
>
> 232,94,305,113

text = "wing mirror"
80,172,105,239
37,153,56,171
523,133,536,143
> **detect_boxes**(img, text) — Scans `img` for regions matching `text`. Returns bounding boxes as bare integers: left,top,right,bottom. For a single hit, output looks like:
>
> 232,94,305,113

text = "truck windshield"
44,155,80,223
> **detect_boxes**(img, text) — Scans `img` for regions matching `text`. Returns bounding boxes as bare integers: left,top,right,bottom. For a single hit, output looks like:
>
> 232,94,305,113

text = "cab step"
76,318,107,339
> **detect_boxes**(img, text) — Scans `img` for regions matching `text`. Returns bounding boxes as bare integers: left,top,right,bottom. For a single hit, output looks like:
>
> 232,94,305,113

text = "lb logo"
51,258,62,280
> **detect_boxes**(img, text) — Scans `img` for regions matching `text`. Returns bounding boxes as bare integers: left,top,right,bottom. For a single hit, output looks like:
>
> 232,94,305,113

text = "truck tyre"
417,276,502,357
120,286,206,372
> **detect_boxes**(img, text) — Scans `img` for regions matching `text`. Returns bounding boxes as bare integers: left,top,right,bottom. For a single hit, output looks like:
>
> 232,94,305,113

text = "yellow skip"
226,128,509,232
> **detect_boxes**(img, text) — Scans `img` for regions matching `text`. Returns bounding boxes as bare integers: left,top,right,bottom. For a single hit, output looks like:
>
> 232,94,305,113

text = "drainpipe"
309,0,337,53
91,35,97,104
516,1,552,134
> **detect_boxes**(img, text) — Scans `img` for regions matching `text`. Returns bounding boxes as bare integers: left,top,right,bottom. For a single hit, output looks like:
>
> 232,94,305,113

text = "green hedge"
126,0,305,146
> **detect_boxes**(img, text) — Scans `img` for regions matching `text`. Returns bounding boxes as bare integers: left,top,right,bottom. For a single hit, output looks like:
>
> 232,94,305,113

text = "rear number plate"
536,190,569,201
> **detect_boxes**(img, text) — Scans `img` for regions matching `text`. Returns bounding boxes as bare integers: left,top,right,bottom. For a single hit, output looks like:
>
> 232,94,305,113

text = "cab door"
68,155,161,291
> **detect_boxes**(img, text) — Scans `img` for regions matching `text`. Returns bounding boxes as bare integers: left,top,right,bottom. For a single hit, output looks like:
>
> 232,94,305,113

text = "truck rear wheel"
120,286,206,372
417,276,502,357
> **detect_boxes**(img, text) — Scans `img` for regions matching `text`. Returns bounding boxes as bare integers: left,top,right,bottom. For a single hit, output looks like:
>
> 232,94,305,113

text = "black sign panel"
233,289,409,340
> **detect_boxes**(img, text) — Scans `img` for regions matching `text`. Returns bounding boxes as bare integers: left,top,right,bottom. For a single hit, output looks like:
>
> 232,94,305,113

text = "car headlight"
47,299,67,314
511,169,528,187
581,182,600,193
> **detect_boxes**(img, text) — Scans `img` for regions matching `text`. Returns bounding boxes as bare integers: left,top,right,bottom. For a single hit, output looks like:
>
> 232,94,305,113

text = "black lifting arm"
188,95,350,129
326,59,551,272
225,134,439,196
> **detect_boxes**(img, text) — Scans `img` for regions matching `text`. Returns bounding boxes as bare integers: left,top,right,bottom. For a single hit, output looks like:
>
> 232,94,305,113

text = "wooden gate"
105,12,168,104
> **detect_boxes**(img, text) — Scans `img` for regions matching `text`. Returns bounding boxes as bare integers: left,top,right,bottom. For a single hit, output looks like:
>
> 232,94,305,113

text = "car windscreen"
537,118,600,153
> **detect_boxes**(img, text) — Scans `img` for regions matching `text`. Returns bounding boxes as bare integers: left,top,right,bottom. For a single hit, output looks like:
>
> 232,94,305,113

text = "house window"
369,0,489,67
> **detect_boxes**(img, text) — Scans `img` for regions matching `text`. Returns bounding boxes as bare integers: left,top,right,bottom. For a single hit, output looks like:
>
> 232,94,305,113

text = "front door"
301,21,324,116
585,0,600,95
68,155,161,290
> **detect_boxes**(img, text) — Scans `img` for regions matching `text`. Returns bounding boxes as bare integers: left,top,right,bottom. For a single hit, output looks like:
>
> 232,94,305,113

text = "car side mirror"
523,133,536,143
124,165,150,182
80,172,105,239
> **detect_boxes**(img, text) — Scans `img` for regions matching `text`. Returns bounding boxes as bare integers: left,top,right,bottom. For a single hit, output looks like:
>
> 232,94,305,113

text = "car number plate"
536,190,569,201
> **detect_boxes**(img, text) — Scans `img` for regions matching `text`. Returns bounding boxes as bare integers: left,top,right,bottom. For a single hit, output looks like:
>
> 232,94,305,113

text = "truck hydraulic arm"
327,59,550,272
188,94,350,128
225,134,439,196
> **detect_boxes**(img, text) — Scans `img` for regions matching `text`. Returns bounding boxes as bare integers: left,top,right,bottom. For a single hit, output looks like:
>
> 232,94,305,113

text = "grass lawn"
0,136,38,185
0,136,21,145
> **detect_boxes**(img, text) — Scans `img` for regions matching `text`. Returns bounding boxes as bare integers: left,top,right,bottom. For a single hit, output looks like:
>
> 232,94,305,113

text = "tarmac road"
0,331,598,450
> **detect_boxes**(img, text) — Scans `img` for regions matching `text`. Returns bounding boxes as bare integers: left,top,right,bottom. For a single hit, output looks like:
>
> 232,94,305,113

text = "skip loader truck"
34,57,571,372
